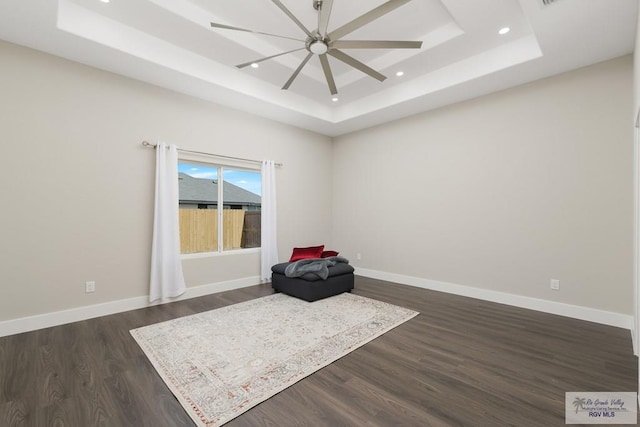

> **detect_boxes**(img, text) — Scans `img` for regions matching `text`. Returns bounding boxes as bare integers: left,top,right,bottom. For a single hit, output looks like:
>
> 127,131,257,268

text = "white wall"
0,39,634,331
0,41,333,323
333,55,634,316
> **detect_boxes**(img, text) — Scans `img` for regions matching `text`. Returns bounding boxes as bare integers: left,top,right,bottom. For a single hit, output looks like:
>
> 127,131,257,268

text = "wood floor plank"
0,276,636,426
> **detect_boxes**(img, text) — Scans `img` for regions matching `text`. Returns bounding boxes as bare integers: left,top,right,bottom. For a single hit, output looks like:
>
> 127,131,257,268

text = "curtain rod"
141,141,283,167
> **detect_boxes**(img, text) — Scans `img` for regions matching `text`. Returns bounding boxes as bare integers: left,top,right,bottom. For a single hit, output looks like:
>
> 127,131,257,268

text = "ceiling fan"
210,0,423,95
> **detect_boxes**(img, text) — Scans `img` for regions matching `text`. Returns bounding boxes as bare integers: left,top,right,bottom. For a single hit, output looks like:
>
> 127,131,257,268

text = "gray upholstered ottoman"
271,261,354,302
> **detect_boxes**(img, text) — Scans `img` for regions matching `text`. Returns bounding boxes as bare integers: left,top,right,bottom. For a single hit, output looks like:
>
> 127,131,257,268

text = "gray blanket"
284,256,350,280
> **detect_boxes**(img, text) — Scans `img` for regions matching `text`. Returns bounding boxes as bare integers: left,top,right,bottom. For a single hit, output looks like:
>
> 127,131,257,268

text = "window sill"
180,247,261,260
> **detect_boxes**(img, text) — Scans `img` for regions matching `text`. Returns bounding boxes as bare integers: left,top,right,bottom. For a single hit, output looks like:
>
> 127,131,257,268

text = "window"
178,161,261,254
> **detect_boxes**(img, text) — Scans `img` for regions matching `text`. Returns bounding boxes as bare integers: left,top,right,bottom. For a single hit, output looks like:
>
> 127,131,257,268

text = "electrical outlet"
356,253,362,260
85,281,96,293
550,279,560,291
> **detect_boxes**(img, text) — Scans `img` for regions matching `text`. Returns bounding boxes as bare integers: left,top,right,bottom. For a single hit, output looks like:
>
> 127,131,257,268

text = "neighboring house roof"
178,173,261,206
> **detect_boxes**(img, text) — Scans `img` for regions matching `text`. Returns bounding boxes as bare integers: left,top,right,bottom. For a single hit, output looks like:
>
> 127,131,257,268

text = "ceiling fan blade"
282,53,313,90
319,54,338,95
237,48,306,69
210,22,304,42
270,0,313,37
328,49,386,82
328,0,411,40
331,40,422,49
317,0,334,38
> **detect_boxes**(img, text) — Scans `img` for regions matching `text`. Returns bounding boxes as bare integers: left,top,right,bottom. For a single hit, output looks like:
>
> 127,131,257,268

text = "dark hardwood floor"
0,277,636,426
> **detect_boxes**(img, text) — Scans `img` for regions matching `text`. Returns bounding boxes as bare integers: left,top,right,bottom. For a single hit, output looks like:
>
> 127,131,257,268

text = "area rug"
130,292,418,427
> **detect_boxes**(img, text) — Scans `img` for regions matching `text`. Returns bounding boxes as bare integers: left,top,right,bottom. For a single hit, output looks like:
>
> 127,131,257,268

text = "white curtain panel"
261,160,279,281
150,142,186,302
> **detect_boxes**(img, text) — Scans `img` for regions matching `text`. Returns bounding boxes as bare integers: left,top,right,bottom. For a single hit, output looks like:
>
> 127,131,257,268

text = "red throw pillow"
289,245,324,262
321,250,339,258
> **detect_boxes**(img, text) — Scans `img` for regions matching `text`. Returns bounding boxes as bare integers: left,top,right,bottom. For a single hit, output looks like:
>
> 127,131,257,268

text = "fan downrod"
308,0,330,55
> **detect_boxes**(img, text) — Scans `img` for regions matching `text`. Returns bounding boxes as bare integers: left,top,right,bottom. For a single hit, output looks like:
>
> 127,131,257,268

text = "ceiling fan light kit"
210,0,423,96
308,39,328,55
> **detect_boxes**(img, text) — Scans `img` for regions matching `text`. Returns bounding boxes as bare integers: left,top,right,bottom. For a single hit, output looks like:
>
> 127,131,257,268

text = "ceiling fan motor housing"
306,34,330,55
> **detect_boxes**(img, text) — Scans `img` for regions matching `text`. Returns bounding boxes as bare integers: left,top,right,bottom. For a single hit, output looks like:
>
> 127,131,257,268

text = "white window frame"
178,153,262,258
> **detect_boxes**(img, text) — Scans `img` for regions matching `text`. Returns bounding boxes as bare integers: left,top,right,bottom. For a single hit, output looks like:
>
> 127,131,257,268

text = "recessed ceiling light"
498,27,510,35
100,0,110,3
396,71,404,77
250,63,259,69
331,97,339,102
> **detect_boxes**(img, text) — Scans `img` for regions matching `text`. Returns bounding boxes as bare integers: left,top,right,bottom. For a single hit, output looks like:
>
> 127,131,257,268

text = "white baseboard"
356,268,633,330
0,276,261,338
4,270,631,337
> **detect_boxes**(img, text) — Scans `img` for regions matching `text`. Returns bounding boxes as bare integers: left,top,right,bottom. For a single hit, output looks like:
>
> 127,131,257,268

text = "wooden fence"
241,211,261,249
179,209,260,253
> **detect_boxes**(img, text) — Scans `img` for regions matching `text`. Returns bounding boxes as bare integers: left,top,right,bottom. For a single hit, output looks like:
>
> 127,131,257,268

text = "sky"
178,162,262,196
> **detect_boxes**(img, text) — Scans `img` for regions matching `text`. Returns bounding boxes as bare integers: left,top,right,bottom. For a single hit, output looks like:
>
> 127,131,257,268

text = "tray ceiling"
0,0,636,136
